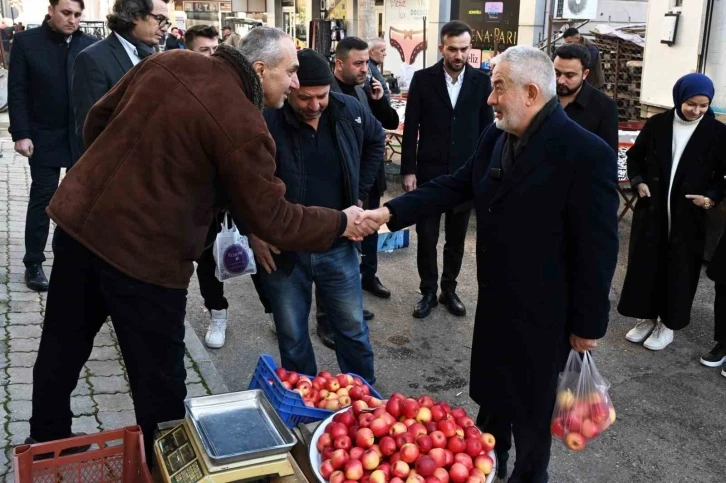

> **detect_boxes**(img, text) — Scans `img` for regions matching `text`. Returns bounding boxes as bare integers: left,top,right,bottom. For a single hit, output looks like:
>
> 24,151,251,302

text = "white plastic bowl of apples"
309,393,498,483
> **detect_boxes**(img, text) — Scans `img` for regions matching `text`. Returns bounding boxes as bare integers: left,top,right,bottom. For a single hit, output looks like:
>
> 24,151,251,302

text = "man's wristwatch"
704,197,713,210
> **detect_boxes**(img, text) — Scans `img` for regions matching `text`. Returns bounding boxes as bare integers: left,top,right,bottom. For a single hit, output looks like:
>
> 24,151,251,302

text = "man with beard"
563,27,604,90
72,0,170,155
357,46,618,482
8,0,96,292
554,44,618,152
400,21,492,319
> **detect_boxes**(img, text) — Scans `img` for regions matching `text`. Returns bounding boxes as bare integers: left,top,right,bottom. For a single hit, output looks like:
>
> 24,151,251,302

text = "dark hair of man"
562,27,580,39
554,44,591,70
223,25,232,31
184,24,218,46
440,20,471,42
107,0,169,33
335,37,368,61
50,0,86,8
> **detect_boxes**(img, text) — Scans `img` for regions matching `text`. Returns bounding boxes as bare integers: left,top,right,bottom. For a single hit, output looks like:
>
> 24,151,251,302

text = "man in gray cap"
247,49,386,382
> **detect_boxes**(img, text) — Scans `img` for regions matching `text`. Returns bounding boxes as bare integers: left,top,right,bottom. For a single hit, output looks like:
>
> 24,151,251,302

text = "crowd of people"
6,0,726,481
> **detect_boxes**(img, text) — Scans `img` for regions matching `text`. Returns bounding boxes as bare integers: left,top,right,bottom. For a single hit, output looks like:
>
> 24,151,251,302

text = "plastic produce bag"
213,211,256,281
551,350,615,451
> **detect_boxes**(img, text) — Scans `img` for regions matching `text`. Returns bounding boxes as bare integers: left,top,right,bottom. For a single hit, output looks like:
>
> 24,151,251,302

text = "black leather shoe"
363,310,375,321
413,293,438,319
25,264,49,292
362,276,391,299
439,291,466,316
25,432,92,460
316,323,336,349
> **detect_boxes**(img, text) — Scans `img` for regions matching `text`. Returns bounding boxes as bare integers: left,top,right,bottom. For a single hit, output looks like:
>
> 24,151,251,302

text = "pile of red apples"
550,389,616,451
316,393,496,483
275,368,381,411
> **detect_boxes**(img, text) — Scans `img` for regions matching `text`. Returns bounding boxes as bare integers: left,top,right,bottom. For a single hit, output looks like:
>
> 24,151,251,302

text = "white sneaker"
268,313,276,334
205,309,228,349
722,369,726,378
643,321,673,351
625,318,657,343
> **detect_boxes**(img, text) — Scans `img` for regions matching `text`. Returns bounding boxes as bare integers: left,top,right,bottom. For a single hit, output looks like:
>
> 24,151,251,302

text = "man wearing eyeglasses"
8,0,96,293
71,0,170,155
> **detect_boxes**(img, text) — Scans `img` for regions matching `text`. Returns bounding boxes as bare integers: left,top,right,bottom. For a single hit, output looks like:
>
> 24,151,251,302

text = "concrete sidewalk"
0,142,225,479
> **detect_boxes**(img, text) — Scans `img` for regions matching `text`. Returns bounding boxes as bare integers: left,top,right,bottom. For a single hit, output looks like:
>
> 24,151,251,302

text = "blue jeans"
259,242,375,384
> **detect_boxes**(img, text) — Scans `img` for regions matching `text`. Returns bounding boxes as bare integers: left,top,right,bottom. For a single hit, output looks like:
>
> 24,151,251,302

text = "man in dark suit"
401,20,493,319
555,44,618,152
368,37,390,101
8,0,96,291
71,0,170,151
563,27,604,90
358,46,619,482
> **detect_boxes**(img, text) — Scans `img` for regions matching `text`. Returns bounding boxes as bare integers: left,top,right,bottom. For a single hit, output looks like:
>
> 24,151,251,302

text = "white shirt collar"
115,32,142,66
444,67,465,86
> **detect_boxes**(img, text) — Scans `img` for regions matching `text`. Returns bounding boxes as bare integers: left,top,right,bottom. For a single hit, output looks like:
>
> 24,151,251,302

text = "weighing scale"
154,390,298,483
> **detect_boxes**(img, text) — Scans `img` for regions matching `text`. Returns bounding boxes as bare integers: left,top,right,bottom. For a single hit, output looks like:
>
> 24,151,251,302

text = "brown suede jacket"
48,45,344,289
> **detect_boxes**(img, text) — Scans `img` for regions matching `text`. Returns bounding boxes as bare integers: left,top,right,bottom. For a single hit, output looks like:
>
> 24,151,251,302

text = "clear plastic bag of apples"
550,350,616,451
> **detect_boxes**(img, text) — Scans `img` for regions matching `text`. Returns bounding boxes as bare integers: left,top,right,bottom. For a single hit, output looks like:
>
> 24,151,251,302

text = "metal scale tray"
184,389,297,466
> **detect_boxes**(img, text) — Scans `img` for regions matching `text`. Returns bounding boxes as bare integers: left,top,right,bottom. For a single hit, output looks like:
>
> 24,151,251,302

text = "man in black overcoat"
8,0,96,291
357,46,619,482
401,20,493,319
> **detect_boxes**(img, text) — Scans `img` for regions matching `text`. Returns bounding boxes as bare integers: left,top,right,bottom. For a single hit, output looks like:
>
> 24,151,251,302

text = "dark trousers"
31,228,188,466
476,408,552,483
24,166,61,266
714,283,726,344
416,209,471,294
360,185,381,280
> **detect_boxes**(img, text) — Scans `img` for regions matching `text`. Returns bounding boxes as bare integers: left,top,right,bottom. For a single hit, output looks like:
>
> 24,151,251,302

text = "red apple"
371,444,383,458
428,447,447,468
339,396,353,407
431,405,447,423
390,392,406,401
321,459,336,479
338,388,350,397
469,469,485,481
400,443,420,464
371,418,392,438
337,374,349,386
349,425,360,440
425,422,438,434
391,478,404,483
455,417,475,428
446,436,466,454
572,401,591,419
453,453,473,471
417,396,435,409
465,476,482,483
353,400,369,416
338,410,356,427
319,371,333,378
425,478,442,483
362,449,381,471
386,399,402,418
390,422,408,437
379,436,397,457
403,419,417,428
479,433,495,452
329,422,348,439
437,420,457,438
395,433,415,449
581,419,601,439
448,463,469,483
350,447,365,460
590,402,610,424
331,471,346,483
356,428,375,449
275,367,288,381
464,438,482,458
361,386,371,397
317,433,333,452
331,449,351,470
416,407,433,424
473,455,493,475
565,413,582,432
408,423,428,438
359,413,375,428
401,399,421,419
345,459,364,481
463,426,480,440
327,400,342,411
450,408,466,420
297,380,312,395
392,461,410,479
287,371,300,386
327,379,342,392
406,475,425,483
282,381,293,390
416,434,433,454
383,413,397,426
323,446,335,461
415,455,437,477
325,392,340,401
565,432,586,451
443,450,454,467
313,376,327,391
370,470,387,483
335,435,353,451
390,452,402,465
430,431,447,449
550,418,565,439
368,397,383,408
433,468,450,483
350,386,365,400
378,463,392,479
372,407,387,418
454,426,465,438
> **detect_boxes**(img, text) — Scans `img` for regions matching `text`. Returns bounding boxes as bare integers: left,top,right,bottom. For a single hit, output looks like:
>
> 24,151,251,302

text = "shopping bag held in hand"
213,211,256,281
551,349,616,451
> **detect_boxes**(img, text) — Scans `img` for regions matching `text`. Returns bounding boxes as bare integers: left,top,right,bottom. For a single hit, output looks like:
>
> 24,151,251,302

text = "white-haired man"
357,46,619,481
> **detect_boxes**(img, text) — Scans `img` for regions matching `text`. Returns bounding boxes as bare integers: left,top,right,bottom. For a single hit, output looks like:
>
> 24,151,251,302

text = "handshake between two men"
342,206,393,241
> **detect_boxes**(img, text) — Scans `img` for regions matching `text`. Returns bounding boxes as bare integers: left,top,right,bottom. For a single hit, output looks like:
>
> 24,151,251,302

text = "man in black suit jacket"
8,1,96,292
357,46,619,482
71,0,170,152
401,21,493,319
554,44,618,152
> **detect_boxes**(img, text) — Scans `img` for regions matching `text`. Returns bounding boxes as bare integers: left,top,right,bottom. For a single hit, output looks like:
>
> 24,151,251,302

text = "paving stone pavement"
0,144,212,477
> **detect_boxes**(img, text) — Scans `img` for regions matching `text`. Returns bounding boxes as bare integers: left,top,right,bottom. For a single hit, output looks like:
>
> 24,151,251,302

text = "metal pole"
422,16,427,69
545,0,554,58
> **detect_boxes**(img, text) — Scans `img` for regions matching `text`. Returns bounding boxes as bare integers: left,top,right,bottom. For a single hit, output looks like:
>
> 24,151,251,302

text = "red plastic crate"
13,426,153,483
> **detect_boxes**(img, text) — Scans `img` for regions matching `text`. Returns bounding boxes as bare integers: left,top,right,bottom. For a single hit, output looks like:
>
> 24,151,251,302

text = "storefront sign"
184,2,219,12
384,0,429,85
452,0,519,68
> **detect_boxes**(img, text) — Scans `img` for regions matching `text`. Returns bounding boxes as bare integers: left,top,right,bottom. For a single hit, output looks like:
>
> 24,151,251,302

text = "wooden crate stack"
591,33,644,122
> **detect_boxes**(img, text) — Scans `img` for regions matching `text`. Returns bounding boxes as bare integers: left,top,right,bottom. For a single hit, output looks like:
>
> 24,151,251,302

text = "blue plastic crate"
377,229,409,252
248,354,382,427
